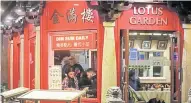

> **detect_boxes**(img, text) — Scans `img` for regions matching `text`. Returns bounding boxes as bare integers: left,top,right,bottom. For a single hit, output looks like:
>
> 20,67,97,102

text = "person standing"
61,56,70,79
129,70,141,91
69,56,84,81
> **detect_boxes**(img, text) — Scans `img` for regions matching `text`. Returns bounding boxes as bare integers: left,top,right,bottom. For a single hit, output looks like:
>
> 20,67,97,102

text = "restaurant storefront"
116,3,184,103
38,1,102,103
7,1,184,103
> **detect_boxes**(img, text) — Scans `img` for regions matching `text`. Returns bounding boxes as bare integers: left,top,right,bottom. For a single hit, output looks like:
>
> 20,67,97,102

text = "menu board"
51,34,96,50
48,66,62,90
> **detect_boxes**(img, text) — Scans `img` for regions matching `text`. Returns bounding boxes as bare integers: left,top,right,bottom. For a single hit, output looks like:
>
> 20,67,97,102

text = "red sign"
52,34,96,50
47,1,98,31
118,4,179,31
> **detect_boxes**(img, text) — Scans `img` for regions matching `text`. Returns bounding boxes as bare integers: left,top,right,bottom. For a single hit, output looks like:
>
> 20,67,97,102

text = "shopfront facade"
115,3,184,103
39,1,103,103
7,1,184,103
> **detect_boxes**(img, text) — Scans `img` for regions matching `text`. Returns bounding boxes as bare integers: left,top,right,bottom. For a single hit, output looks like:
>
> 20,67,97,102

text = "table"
0,87,29,103
135,91,170,103
17,89,86,103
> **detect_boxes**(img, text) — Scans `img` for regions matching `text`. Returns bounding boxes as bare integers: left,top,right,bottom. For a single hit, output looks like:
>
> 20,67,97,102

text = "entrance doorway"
120,30,182,103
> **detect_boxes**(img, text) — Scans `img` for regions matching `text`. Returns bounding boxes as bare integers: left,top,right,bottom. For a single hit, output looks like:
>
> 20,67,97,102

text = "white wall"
133,39,171,83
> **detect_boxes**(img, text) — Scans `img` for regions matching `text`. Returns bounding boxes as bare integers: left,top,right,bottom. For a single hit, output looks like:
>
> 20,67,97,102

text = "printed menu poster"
48,65,62,90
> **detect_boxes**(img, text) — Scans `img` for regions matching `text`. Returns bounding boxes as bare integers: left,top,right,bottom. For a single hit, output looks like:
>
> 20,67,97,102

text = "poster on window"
48,66,62,90
52,34,96,50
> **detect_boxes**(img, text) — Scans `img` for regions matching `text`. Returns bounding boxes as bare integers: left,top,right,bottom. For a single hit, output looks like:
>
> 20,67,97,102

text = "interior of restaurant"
48,34,98,98
121,30,178,103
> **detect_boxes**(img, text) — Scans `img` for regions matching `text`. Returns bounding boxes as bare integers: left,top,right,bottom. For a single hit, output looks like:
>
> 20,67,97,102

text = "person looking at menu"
62,66,79,90
69,56,84,81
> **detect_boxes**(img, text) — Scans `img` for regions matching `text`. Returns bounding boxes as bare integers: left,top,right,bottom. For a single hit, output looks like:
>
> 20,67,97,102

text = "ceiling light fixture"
6,15,14,20
153,33,161,35
16,8,22,12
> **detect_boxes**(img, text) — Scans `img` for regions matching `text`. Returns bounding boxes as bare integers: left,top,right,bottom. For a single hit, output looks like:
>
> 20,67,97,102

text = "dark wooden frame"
157,40,168,50
129,40,134,48
141,40,152,49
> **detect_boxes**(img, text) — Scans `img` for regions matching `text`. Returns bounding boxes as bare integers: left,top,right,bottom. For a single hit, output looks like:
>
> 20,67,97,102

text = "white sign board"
48,66,62,90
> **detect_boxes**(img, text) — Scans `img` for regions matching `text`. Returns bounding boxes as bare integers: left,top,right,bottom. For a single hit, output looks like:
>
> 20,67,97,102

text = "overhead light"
5,20,11,23
153,33,161,35
129,32,137,35
16,8,22,12
6,15,14,20
29,9,33,12
140,33,146,35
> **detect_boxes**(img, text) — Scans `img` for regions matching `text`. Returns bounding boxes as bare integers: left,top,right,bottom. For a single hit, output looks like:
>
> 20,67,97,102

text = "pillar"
101,22,117,103
182,24,191,103
35,26,40,89
10,40,13,89
20,35,24,87
0,32,2,89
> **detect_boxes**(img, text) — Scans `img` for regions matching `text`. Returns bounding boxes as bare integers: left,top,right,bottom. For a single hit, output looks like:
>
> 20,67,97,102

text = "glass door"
121,30,175,103
170,33,182,103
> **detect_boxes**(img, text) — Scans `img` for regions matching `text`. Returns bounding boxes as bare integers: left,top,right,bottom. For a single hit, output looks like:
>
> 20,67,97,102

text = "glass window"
53,50,97,98
128,51,165,78
153,66,163,77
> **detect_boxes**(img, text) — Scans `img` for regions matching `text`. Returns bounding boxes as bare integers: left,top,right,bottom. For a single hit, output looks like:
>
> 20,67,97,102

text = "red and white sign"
52,34,96,50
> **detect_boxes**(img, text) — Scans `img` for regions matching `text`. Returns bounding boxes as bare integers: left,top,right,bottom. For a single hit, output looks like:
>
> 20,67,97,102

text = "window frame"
48,33,99,99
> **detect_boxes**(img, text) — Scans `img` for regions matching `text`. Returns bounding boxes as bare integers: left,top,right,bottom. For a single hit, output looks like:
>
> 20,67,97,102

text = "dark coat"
86,75,97,98
129,76,141,91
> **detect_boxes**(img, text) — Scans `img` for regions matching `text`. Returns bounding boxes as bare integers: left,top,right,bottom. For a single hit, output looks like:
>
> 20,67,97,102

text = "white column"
19,35,24,87
0,32,2,90
10,40,13,89
182,24,191,103
35,26,40,89
101,22,117,103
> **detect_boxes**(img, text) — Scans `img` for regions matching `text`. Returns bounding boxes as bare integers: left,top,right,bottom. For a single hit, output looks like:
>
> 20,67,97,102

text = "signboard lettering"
81,8,94,23
130,6,168,25
52,34,96,50
67,8,77,23
50,8,94,24
50,10,64,24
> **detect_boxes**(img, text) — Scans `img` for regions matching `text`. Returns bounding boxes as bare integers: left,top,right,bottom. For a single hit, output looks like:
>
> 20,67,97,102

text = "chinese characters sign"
50,8,94,24
48,66,62,90
50,10,64,24
81,8,94,23
52,34,96,50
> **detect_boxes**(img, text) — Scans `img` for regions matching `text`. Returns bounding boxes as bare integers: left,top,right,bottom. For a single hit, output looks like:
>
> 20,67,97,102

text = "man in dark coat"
129,70,141,91
86,68,97,98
